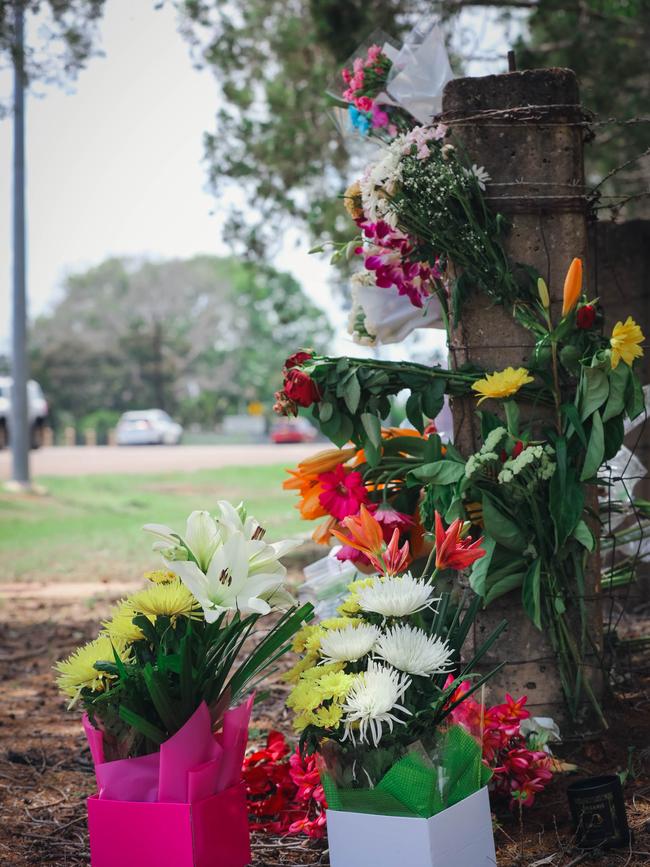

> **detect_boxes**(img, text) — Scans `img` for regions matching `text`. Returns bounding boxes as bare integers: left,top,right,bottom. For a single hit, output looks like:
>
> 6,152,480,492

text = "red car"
270,418,318,444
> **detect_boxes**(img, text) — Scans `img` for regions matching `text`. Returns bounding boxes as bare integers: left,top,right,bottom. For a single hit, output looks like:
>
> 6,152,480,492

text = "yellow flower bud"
537,277,550,309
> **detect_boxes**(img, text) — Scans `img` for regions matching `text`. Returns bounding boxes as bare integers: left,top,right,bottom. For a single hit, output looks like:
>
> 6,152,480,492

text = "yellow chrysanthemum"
287,681,323,713
337,578,375,616
294,710,319,731
55,635,129,702
102,601,148,644
126,579,201,621
144,569,178,585
343,179,364,220
314,704,344,728
316,670,355,701
471,367,535,405
292,623,322,654
283,653,320,684
610,316,645,369
320,616,359,631
300,661,345,681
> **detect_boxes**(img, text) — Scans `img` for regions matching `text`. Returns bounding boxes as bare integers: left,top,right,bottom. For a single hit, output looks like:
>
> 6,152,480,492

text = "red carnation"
285,350,313,370
284,369,320,408
576,304,596,329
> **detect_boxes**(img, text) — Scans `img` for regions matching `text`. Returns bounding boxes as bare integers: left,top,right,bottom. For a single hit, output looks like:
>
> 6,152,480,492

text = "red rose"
576,304,596,329
284,369,319,407
285,350,313,370
512,440,525,458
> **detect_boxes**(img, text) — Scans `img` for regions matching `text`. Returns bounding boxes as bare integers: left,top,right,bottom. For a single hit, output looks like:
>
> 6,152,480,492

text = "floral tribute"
55,503,314,867
283,507,505,812
337,43,405,139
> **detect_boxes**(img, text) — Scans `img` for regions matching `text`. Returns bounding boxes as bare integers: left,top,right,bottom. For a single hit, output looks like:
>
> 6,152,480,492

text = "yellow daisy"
343,179,364,220
126,579,201,621
610,316,644,369
471,367,535,405
55,635,129,702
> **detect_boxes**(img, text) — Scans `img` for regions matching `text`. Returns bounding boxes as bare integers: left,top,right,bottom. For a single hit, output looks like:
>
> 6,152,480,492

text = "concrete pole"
10,1,30,488
441,68,602,725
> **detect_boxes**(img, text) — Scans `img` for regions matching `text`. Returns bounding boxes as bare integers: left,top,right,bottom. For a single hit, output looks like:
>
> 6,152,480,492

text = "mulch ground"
1,581,649,867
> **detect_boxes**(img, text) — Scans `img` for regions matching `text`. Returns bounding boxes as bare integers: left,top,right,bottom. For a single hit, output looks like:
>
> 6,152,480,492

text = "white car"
0,377,49,449
115,409,183,446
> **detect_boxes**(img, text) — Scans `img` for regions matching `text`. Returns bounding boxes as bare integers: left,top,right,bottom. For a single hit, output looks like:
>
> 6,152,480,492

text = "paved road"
0,443,322,478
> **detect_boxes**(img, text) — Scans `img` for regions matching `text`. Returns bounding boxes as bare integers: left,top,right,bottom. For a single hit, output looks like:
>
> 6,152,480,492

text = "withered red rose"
285,350,313,370
283,369,320,407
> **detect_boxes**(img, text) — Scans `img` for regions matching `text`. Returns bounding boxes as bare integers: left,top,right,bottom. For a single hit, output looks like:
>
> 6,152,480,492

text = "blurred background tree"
0,0,106,116
29,255,332,429
174,0,649,260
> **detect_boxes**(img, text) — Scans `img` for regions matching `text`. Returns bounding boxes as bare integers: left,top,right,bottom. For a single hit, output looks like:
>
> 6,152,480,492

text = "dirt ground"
1,578,649,867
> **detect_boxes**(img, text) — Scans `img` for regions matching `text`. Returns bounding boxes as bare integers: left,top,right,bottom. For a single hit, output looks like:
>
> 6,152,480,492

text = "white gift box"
326,786,496,867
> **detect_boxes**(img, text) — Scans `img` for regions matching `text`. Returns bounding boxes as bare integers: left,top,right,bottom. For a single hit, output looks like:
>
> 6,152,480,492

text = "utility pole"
10,0,30,489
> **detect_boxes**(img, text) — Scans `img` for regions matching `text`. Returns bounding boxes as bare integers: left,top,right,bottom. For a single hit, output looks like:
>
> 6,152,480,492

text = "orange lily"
435,513,486,571
561,257,583,317
331,504,384,555
312,516,338,545
297,446,356,475
283,468,328,519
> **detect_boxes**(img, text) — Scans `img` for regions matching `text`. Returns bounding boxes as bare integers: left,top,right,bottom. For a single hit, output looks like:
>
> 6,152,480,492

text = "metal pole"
11,0,30,486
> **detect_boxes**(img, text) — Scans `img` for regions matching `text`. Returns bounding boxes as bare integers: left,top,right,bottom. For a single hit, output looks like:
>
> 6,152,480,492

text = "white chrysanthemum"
359,136,407,223
356,573,438,618
319,624,380,663
374,625,454,677
466,164,491,190
342,662,412,746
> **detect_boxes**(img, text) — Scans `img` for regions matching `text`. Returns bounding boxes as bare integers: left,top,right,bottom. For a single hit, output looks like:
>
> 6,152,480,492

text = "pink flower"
366,44,382,63
318,464,369,520
355,95,373,112
371,105,389,128
341,67,351,84
353,56,364,74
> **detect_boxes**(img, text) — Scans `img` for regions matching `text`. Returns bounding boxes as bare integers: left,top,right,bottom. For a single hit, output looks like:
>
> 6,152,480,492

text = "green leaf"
421,380,446,420
522,559,542,629
118,707,166,745
579,366,609,421
485,571,525,605
602,363,629,422
603,414,625,461
561,403,587,448
580,412,605,481
468,537,495,598
343,374,361,414
319,401,333,423
625,371,645,420
550,467,585,547
482,495,527,553
408,460,466,485
330,414,353,448
573,520,595,551
361,412,381,448
405,392,424,432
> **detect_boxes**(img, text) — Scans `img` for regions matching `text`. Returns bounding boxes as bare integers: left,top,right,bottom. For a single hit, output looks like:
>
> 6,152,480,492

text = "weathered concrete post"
440,69,602,724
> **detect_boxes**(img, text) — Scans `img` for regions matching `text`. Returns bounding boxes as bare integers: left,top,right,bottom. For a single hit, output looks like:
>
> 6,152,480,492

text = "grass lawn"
0,464,310,581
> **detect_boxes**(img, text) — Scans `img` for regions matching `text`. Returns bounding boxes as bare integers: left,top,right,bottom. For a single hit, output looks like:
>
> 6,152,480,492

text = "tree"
29,255,333,426
0,0,106,116
174,0,420,260
177,0,649,259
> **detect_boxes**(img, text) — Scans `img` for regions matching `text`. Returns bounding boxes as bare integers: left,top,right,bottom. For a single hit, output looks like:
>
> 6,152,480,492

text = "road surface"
0,444,322,478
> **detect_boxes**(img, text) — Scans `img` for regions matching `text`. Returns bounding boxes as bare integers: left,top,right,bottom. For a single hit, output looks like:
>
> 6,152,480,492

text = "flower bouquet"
285,507,505,867
55,501,314,867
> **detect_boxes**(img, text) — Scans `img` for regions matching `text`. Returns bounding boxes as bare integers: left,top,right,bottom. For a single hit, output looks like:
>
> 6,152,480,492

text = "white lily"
143,510,220,569
167,531,291,621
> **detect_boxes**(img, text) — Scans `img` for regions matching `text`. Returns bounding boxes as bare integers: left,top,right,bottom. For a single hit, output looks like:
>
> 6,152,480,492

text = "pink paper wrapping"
83,697,254,804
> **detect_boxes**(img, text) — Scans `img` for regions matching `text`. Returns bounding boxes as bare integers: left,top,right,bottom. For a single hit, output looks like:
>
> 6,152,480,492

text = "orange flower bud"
561,257,583,317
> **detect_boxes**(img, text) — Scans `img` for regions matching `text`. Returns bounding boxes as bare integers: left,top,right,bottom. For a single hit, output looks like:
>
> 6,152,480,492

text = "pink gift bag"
84,700,253,867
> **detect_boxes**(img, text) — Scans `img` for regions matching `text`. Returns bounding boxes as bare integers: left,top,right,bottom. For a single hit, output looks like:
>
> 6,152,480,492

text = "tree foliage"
0,0,106,115
174,0,420,259
29,255,332,426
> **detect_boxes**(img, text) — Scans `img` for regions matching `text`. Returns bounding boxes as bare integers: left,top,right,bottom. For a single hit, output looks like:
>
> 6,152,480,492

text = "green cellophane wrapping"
322,725,491,819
